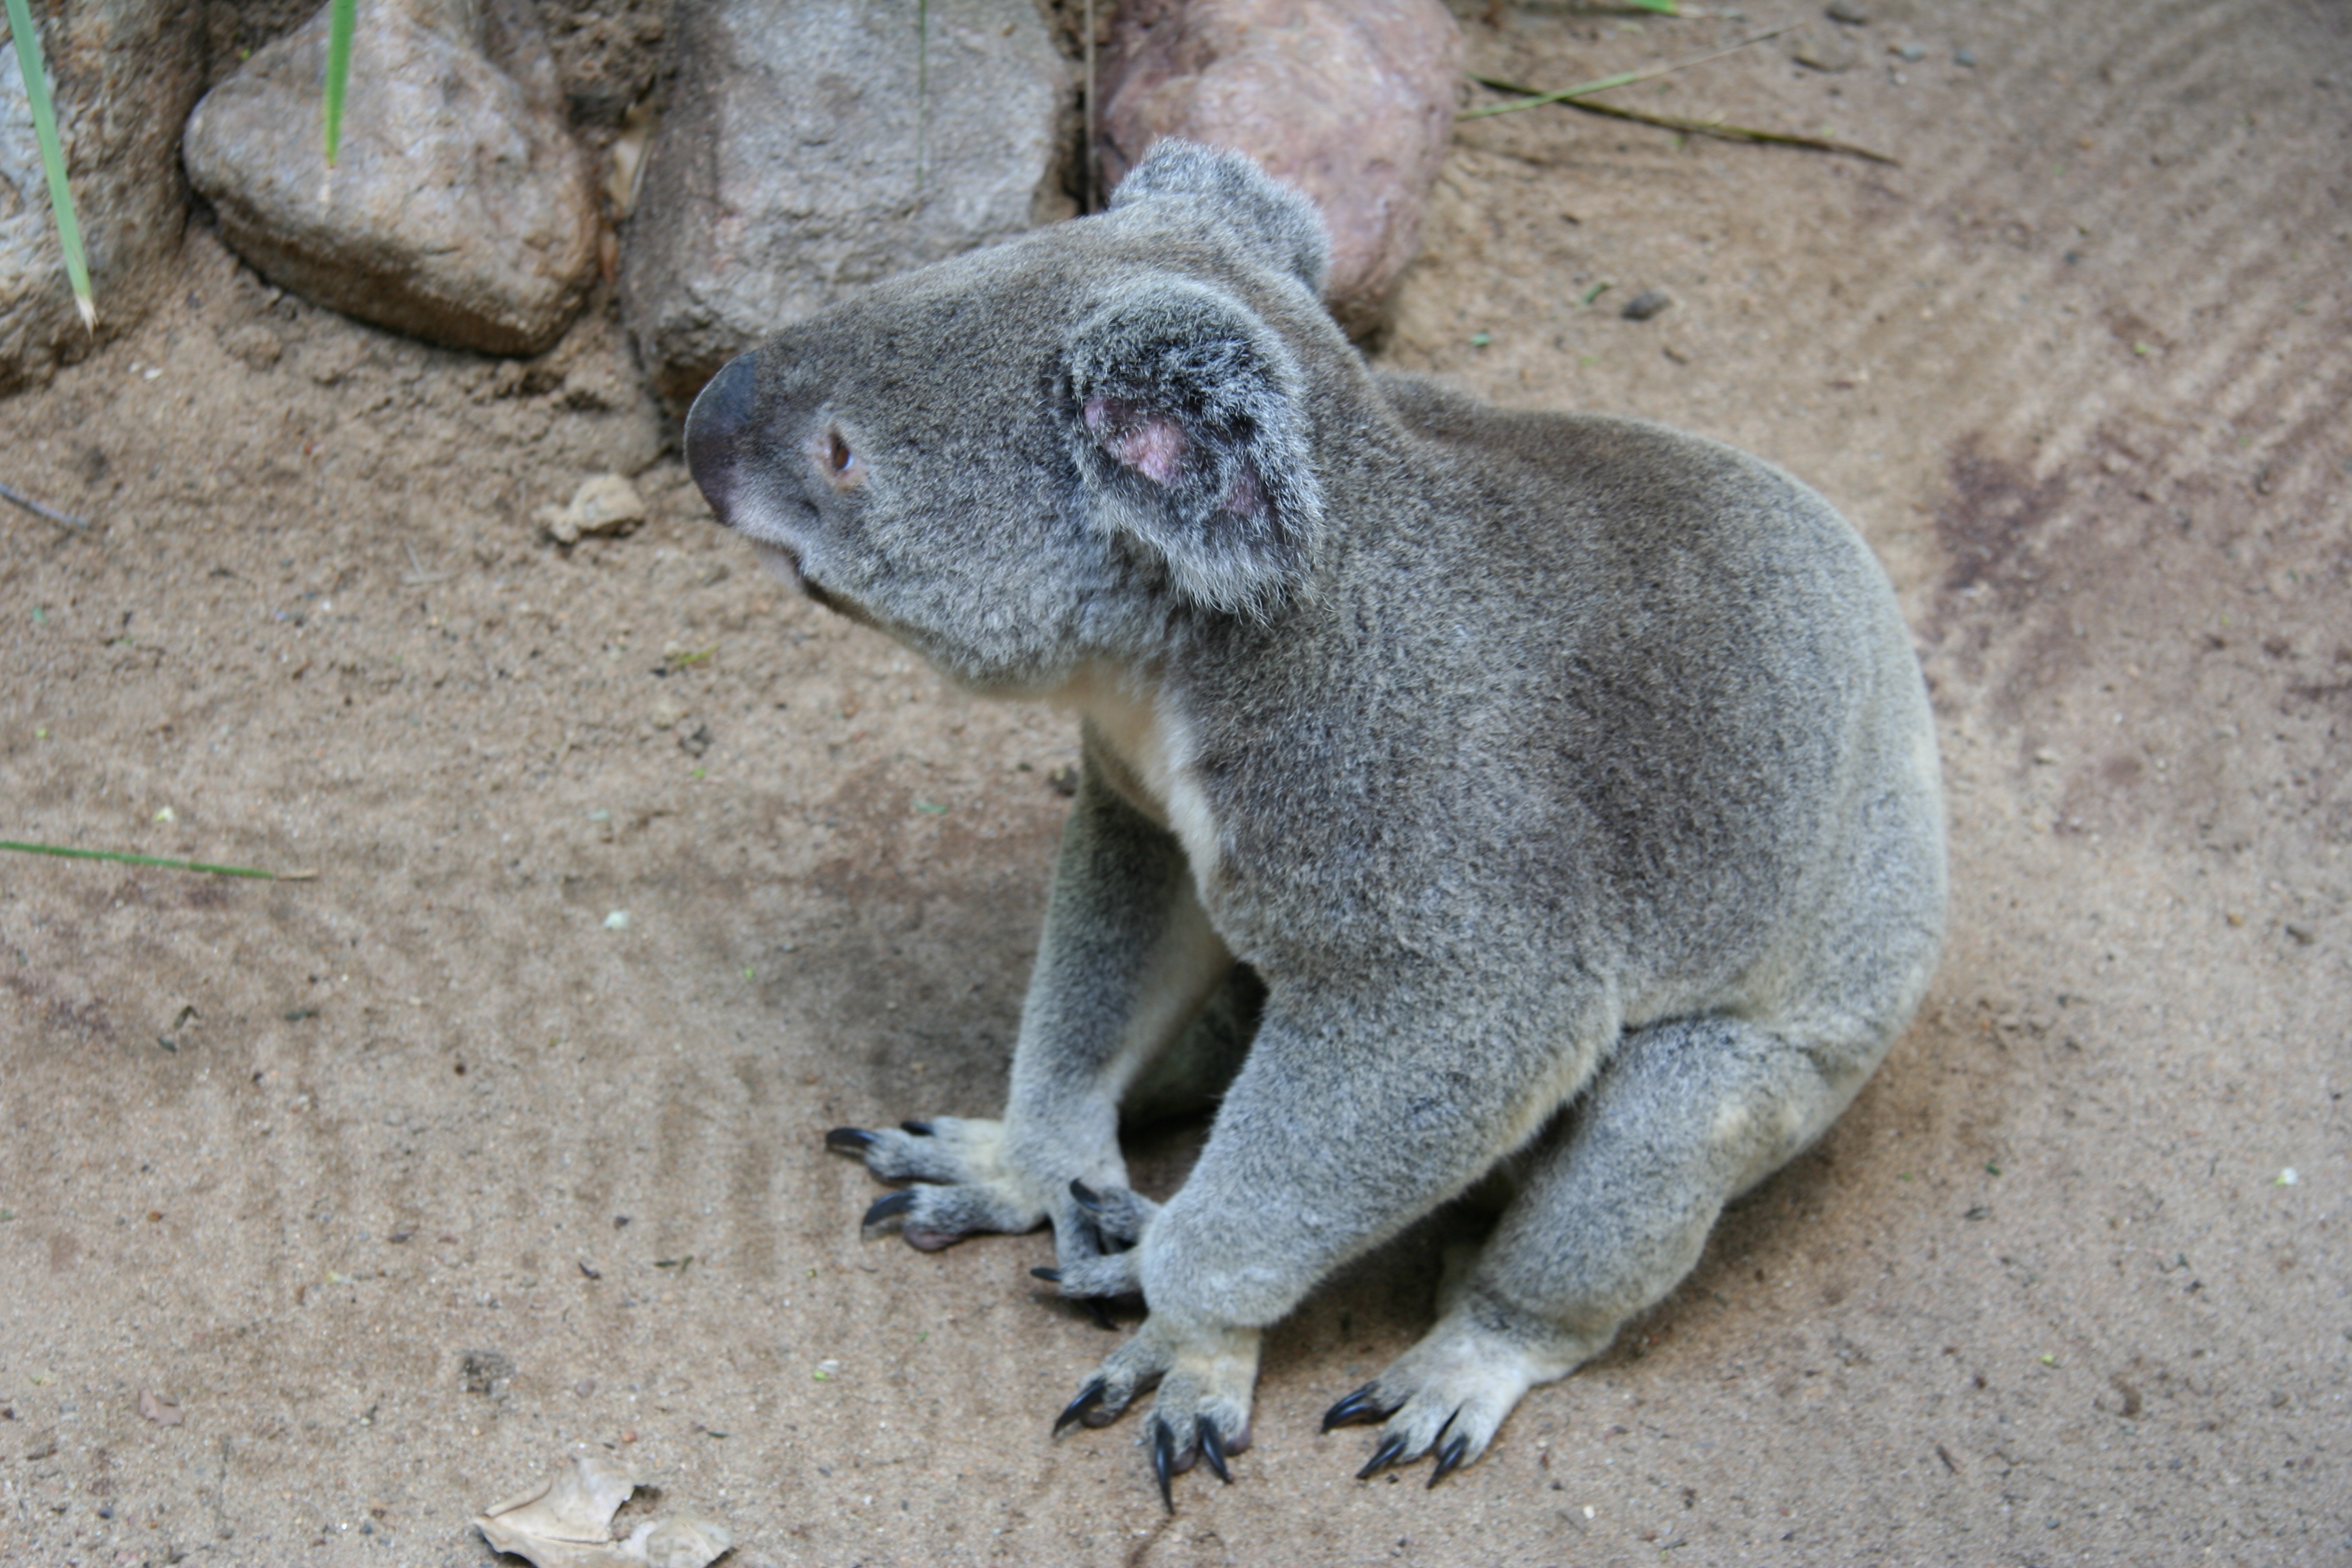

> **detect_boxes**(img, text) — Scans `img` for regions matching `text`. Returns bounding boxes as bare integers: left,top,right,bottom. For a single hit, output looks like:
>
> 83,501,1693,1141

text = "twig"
1473,72,1899,163
401,540,449,585
0,840,314,880
1458,25,1795,120
0,479,88,532
1083,0,1097,211
914,0,929,193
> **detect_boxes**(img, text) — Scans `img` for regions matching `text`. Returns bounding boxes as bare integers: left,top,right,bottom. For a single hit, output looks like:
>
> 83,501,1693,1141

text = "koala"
684,142,1946,1507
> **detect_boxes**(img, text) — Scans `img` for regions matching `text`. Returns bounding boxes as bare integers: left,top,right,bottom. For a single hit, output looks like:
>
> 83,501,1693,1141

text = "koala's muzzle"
685,351,758,525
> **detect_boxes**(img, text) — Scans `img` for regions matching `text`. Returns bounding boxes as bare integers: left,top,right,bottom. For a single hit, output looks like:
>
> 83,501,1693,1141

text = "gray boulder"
0,0,203,395
184,0,599,357
622,0,1071,410
1097,0,1460,336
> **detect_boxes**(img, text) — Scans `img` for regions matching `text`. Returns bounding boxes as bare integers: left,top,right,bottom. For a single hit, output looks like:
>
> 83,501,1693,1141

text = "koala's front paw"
1054,1316,1259,1510
823,1117,1049,1251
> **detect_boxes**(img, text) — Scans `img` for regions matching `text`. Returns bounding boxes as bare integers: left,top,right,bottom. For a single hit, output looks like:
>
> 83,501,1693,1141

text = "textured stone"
1096,0,1460,336
0,0,203,395
184,0,598,357
622,0,1070,409
536,472,644,544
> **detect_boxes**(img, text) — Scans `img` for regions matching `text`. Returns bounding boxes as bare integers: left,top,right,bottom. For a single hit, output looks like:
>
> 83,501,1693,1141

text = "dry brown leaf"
476,1452,731,1568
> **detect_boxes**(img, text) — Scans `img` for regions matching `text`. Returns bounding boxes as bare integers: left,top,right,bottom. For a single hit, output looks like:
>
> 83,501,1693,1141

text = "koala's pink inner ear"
1085,395,1189,487
1220,467,1267,519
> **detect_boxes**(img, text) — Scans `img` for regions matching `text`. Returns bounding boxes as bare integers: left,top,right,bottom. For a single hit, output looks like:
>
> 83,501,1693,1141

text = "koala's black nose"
685,352,757,523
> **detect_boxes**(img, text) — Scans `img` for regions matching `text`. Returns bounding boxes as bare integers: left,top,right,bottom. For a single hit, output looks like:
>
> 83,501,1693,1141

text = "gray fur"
687,142,1946,1501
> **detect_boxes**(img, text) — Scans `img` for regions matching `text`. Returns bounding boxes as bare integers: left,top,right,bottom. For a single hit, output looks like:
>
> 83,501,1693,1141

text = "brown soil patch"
3,2,2347,1563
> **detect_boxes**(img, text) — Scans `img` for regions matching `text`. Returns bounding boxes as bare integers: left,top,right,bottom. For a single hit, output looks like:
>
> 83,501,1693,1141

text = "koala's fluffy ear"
1109,140,1330,298
1066,278,1324,617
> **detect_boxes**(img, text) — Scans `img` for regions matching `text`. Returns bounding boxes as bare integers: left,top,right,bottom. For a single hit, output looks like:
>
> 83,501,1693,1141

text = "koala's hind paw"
824,1117,1048,1251
1068,1178,1160,1244
1054,1318,1260,1510
1326,1320,1568,1487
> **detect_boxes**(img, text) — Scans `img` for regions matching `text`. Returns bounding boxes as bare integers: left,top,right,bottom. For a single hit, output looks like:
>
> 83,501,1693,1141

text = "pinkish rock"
1096,0,1460,335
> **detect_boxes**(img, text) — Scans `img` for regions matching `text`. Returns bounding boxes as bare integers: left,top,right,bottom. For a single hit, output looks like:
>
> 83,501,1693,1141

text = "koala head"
686,142,1337,693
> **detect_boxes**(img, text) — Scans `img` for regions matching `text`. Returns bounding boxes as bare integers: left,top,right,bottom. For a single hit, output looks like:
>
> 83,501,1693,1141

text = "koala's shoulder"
1367,372,1850,566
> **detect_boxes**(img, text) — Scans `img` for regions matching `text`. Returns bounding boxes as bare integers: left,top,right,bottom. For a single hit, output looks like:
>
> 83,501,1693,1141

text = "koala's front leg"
830,749,1229,1259
1054,990,1587,1506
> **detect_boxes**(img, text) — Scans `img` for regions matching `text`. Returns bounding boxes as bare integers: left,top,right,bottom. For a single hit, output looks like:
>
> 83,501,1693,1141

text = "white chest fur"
1059,667,1224,879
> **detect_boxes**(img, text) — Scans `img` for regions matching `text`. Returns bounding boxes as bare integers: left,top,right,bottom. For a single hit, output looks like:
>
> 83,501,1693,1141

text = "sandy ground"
3,1,2349,1563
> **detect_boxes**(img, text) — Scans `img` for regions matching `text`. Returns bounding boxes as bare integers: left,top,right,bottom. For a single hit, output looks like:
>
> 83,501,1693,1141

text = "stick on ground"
0,479,88,532
1473,73,1900,164
1457,27,1795,120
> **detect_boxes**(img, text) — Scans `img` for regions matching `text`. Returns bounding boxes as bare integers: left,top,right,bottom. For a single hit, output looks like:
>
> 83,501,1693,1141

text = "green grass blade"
3,0,94,329
323,0,355,166
1457,26,1793,120
1460,65,1646,120
0,840,288,879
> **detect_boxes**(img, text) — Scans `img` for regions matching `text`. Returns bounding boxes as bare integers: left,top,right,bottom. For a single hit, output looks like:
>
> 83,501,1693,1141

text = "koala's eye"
810,424,864,491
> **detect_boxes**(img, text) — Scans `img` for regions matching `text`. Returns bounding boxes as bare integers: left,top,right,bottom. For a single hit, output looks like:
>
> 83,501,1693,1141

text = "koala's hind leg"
1326,1014,1882,1484
1120,965,1262,1126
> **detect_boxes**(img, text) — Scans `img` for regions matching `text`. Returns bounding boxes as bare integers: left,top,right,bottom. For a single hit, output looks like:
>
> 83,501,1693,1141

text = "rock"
1825,0,1870,23
622,0,1069,410
1096,0,1460,337
1620,288,1672,322
0,0,205,395
538,474,645,544
1789,25,1862,73
184,0,599,357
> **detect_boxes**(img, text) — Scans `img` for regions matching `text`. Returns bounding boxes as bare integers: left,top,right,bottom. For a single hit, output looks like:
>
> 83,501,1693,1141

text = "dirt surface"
3,1,2348,1564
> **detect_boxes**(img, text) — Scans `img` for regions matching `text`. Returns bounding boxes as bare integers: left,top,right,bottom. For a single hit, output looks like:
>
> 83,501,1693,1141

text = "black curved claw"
1198,1417,1232,1484
1320,1382,1391,1433
861,1190,917,1229
1427,1431,1471,1488
1355,1431,1409,1481
1053,1378,1107,1437
1069,1179,1104,1211
1085,1297,1118,1331
900,1120,933,1137
1151,1415,1179,1512
1030,1266,1062,1283
824,1126,875,1154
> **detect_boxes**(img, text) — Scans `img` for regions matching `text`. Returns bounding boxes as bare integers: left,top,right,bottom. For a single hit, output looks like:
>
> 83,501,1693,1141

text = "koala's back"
1186,373,1944,1056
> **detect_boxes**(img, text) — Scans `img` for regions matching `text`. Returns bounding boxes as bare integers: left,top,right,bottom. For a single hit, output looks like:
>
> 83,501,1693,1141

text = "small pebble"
1894,42,1925,62
1620,289,1673,322
538,474,647,546
1791,27,1861,72
1955,46,1978,67
1825,0,1868,24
